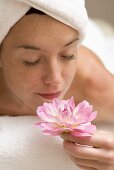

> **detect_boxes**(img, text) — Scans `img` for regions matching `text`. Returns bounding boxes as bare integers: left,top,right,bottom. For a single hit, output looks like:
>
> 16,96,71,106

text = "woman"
0,0,114,170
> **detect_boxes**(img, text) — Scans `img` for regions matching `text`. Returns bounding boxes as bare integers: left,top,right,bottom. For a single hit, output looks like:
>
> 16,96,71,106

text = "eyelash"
23,59,40,66
61,55,75,60
23,55,75,66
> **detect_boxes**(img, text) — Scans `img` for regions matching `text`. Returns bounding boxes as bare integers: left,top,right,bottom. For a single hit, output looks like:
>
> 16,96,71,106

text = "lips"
37,91,61,100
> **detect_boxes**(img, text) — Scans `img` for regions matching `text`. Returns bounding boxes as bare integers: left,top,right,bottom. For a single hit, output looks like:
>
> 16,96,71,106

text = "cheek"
64,62,77,81
2,63,42,93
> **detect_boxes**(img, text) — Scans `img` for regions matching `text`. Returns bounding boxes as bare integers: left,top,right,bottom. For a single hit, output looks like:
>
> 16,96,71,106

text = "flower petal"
40,122,61,131
43,129,61,136
67,96,75,111
73,124,96,133
37,111,55,122
87,111,97,122
36,97,97,137
71,131,92,137
73,100,89,115
43,103,57,116
73,105,96,124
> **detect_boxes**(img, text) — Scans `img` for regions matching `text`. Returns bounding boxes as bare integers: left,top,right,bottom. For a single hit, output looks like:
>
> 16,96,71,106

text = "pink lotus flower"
36,97,97,137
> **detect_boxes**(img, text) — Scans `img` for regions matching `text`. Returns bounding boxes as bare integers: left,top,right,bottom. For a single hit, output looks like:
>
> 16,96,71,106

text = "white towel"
0,116,114,170
0,0,88,45
0,116,80,170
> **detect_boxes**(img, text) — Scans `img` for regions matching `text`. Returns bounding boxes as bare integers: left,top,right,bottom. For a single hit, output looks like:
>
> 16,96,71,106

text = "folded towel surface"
0,0,88,45
0,116,80,170
0,116,114,170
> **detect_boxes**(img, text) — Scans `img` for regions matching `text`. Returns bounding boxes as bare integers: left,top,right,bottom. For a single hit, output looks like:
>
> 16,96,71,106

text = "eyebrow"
64,38,78,47
16,44,45,51
16,38,78,51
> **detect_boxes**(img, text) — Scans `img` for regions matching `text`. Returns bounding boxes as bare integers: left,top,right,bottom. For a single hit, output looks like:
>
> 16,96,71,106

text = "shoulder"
66,45,114,104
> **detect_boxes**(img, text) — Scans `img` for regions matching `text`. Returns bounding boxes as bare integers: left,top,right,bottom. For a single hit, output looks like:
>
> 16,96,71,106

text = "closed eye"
61,55,75,60
23,55,76,66
23,59,41,66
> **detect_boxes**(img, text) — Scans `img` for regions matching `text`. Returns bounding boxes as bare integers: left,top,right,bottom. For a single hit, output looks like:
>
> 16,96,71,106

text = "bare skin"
0,13,114,123
62,130,114,170
0,14,78,116
66,46,114,124
0,70,35,116
0,13,114,170
63,47,114,170
0,44,114,124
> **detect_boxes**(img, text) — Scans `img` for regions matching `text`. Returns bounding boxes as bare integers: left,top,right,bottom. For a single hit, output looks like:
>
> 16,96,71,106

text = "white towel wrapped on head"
0,0,88,45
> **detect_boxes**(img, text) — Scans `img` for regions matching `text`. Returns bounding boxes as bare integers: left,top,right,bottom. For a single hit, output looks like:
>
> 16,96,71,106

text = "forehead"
3,14,78,49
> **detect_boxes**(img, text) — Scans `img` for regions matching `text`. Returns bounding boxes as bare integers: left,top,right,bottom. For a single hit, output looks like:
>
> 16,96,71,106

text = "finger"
63,140,114,164
76,163,113,170
76,164,97,170
70,155,112,170
61,130,114,149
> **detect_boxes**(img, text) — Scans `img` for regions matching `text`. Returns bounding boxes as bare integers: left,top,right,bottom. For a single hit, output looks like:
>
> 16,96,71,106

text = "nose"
43,60,62,85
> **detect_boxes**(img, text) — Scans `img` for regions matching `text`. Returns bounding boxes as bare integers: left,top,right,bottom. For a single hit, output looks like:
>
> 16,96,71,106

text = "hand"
61,130,114,170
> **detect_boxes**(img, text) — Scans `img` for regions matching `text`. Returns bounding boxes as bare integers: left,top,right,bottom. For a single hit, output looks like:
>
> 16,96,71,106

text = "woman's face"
0,14,78,109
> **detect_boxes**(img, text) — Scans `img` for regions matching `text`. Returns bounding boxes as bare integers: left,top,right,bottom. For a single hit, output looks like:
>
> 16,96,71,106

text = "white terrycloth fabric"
0,116,114,170
0,0,88,45
0,116,80,170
